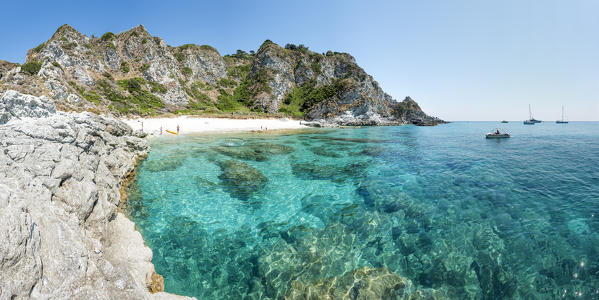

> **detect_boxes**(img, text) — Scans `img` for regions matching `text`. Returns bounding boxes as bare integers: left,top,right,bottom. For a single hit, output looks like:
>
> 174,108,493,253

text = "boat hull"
556,121,568,124
486,134,510,139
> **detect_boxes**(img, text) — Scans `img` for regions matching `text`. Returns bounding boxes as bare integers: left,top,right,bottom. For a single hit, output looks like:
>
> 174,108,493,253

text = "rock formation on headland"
0,24,443,126
0,90,192,299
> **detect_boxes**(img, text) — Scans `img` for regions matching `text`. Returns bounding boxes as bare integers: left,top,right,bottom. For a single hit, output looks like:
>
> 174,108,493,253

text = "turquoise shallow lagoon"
124,122,599,299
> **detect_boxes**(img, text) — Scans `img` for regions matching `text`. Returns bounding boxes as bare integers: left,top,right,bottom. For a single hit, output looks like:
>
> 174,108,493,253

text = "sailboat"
556,105,568,124
524,104,536,125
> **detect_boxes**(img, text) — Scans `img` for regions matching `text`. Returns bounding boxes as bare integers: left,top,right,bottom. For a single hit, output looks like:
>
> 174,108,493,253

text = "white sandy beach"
122,116,309,135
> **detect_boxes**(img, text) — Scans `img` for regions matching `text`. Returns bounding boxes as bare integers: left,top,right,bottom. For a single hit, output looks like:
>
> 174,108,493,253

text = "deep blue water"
125,122,599,299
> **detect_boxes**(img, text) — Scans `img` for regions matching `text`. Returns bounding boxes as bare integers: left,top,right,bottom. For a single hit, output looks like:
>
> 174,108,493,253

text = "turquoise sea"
124,122,599,299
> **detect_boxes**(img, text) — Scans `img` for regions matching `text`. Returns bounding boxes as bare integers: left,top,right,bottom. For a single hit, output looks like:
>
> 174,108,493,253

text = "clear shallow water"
124,122,599,299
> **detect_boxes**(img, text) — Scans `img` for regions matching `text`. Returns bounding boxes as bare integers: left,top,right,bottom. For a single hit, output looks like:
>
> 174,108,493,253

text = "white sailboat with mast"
524,104,536,124
556,105,568,124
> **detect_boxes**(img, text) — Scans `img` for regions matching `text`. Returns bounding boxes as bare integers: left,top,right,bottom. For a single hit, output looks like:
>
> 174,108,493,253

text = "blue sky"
1,0,597,120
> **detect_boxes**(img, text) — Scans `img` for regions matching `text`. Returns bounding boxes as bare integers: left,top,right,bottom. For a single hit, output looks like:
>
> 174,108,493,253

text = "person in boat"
495,129,500,134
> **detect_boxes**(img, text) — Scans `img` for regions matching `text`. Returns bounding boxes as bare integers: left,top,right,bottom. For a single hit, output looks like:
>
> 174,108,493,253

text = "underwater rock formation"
218,159,268,199
286,266,443,300
213,141,294,162
292,161,369,183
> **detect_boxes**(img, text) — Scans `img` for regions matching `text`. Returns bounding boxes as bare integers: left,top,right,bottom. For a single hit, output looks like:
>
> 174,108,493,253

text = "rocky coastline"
0,24,445,299
0,24,443,127
0,90,192,299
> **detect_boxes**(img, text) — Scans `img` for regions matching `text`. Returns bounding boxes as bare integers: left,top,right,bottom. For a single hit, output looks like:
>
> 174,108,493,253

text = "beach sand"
122,116,309,135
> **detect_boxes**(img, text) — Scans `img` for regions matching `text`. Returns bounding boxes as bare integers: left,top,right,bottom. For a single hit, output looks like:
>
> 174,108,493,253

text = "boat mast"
529,104,532,120
562,105,564,121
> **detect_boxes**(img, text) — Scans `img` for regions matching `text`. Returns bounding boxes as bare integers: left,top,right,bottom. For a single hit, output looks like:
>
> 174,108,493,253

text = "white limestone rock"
0,91,192,299
0,90,56,124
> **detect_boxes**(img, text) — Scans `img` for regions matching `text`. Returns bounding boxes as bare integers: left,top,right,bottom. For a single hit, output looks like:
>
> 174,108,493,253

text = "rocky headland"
0,90,193,299
0,24,443,126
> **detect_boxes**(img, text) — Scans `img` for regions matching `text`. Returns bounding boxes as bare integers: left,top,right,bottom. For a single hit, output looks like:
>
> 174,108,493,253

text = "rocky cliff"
0,90,192,299
0,24,443,126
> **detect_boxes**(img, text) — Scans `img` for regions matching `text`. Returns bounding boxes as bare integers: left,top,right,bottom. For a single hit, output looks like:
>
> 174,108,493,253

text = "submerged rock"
291,161,369,183
567,219,590,235
144,157,185,172
213,142,294,162
218,160,268,200
309,145,343,158
286,266,443,299
251,142,294,155
143,150,187,172
213,145,269,162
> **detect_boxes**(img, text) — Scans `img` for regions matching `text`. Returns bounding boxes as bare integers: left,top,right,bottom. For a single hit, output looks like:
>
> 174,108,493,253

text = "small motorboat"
501,120,508,123
486,129,510,139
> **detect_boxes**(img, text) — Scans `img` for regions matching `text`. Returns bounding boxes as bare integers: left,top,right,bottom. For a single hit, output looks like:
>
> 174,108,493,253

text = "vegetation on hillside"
21,61,42,75
278,79,345,118
97,77,164,115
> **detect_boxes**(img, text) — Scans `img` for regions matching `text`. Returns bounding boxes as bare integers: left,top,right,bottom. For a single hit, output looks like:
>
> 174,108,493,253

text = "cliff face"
0,90,192,299
0,24,443,126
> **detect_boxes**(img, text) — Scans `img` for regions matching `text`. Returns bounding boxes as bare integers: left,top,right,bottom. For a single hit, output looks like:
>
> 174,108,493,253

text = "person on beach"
141,121,144,132
160,126,162,135
177,125,180,134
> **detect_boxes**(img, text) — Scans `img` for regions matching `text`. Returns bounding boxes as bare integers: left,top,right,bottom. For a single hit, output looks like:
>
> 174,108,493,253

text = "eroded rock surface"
0,90,193,299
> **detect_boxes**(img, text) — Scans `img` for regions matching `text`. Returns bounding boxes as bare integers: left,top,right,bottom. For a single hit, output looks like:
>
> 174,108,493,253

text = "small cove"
124,122,599,299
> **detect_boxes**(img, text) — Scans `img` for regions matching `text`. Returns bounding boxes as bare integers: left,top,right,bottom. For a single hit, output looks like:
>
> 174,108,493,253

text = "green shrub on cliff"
279,80,341,117
216,84,252,112
99,78,164,115
101,32,115,41
219,78,236,88
33,43,45,53
148,81,167,94
200,45,218,53
140,64,150,72
21,61,42,75
178,44,195,51
311,62,321,74
226,64,250,79
174,52,185,62
121,61,130,73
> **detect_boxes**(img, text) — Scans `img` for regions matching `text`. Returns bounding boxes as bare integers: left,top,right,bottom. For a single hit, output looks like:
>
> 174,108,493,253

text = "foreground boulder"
0,90,192,299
